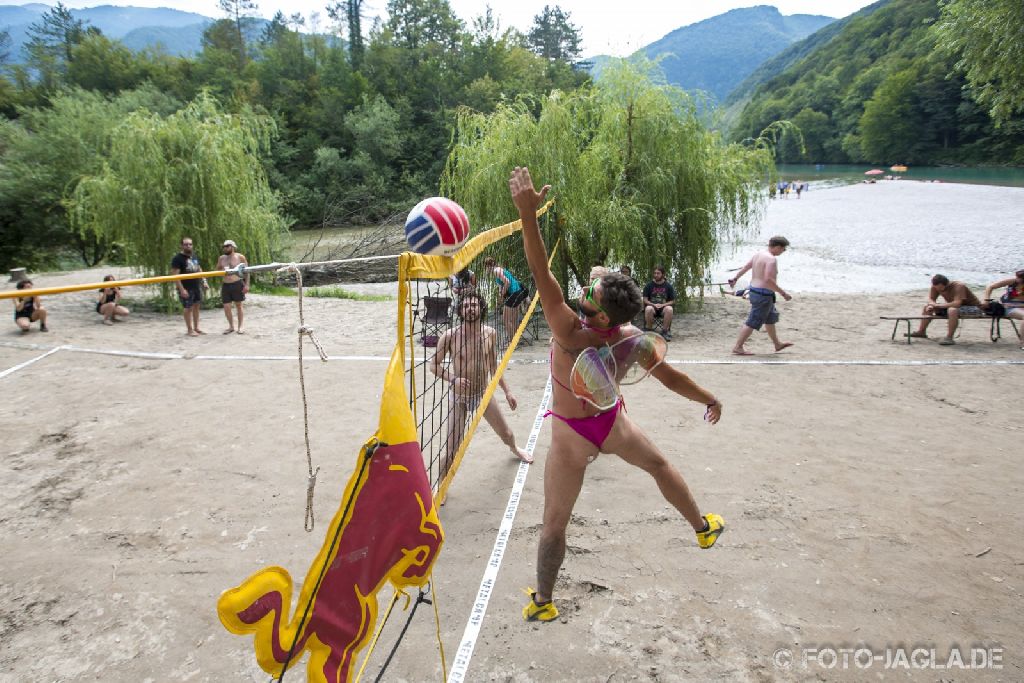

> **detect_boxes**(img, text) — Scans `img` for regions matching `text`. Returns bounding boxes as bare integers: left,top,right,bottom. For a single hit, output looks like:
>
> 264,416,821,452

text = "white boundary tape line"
665,359,1024,366
447,376,552,683
0,345,63,379
2,340,1022,366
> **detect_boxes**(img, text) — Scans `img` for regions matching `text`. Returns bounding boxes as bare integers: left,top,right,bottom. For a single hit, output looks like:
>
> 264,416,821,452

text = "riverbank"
1,279,1021,681
713,180,1024,294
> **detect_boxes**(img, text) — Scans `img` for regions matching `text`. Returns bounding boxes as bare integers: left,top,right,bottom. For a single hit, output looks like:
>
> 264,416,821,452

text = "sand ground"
1,268,1022,682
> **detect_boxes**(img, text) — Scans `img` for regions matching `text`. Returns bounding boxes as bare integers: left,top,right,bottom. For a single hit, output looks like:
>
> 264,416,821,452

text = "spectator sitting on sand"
96,275,130,325
13,279,48,333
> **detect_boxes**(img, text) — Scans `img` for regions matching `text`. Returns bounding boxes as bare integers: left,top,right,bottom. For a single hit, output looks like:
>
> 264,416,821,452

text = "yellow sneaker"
522,589,559,622
696,513,725,549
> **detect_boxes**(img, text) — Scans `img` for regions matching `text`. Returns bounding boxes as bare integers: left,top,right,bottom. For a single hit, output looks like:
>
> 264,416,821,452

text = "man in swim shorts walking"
509,166,725,623
430,291,532,486
728,236,794,356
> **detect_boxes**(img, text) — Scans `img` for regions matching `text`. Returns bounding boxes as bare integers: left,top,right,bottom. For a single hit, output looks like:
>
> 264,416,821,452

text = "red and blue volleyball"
404,197,470,256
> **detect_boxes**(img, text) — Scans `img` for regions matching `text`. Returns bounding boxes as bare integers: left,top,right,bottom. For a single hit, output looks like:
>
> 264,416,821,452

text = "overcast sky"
6,0,881,57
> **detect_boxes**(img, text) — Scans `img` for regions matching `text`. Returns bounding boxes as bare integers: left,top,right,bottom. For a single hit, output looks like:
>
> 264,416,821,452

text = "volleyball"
404,197,470,256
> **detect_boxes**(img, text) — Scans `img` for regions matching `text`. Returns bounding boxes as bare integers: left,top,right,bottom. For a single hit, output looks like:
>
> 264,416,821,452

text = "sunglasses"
579,277,607,318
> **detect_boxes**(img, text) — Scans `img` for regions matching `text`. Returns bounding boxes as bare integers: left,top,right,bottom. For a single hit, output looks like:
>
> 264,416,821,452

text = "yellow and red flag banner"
217,350,444,682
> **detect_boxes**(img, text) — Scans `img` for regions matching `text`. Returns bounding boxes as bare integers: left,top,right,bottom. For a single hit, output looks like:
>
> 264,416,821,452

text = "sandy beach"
2,183,1023,682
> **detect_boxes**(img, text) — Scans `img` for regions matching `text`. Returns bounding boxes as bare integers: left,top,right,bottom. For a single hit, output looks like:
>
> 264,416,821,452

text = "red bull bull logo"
218,352,443,683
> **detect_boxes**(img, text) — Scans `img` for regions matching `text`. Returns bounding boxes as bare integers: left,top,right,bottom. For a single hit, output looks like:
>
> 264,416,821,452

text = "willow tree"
69,94,287,304
441,58,776,304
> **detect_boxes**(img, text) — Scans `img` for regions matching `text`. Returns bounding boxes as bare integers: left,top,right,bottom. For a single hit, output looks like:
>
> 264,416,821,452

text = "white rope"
1,341,1022,366
277,263,327,532
447,376,552,683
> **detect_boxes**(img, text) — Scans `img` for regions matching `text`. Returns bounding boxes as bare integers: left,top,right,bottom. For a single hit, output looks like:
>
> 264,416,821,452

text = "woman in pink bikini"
509,166,726,624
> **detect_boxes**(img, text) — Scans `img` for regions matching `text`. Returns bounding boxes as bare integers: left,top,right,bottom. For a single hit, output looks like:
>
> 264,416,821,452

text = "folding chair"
635,306,665,334
418,295,452,347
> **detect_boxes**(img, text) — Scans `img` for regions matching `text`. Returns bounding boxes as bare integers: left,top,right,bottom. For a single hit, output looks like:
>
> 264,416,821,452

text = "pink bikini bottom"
545,398,622,450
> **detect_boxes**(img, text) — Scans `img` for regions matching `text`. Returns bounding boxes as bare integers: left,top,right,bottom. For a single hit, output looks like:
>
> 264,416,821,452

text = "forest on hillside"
730,0,1024,166
1,0,1022,272
0,1,588,269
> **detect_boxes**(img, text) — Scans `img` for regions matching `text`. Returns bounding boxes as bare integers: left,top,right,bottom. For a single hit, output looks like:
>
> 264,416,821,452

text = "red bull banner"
218,351,444,682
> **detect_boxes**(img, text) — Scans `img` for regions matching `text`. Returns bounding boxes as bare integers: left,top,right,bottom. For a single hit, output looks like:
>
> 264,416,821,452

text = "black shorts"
504,288,528,308
221,280,245,303
179,288,203,308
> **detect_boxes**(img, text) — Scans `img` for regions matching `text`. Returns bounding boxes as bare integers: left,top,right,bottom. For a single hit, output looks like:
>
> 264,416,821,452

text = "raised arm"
508,167,583,343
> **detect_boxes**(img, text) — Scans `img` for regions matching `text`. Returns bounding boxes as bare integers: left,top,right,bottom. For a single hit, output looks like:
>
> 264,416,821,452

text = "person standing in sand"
728,236,794,356
216,240,250,334
170,237,208,337
430,291,531,485
509,166,724,624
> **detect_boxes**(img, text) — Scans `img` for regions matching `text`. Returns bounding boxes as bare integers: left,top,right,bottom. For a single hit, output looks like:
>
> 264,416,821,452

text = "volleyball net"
399,201,556,503
1,199,557,682
216,201,557,683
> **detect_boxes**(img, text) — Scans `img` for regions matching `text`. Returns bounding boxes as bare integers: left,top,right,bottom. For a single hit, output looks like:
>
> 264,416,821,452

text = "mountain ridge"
584,6,833,105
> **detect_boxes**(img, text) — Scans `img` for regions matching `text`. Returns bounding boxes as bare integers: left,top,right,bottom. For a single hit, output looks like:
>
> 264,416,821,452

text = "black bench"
880,315,1019,344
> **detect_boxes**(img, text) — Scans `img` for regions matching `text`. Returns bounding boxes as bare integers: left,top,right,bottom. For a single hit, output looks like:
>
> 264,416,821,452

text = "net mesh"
398,202,556,501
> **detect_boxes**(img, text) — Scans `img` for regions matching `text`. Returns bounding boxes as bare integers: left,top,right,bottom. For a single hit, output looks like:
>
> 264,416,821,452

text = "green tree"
859,67,920,162
934,0,1024,126
780,107,830,162
67,33,144,94
527,5,582,63
25,2,94,90
197,19,256,99
68,94,286,302
219,0,260,70
0,28,11,64
443,59,775,303
0,86,180,270
327,0,365,69
383,0,463,51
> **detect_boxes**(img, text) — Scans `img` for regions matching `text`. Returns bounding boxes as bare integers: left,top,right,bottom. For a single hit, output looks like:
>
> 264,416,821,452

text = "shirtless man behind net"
430,291,532,485
216,239,250,334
